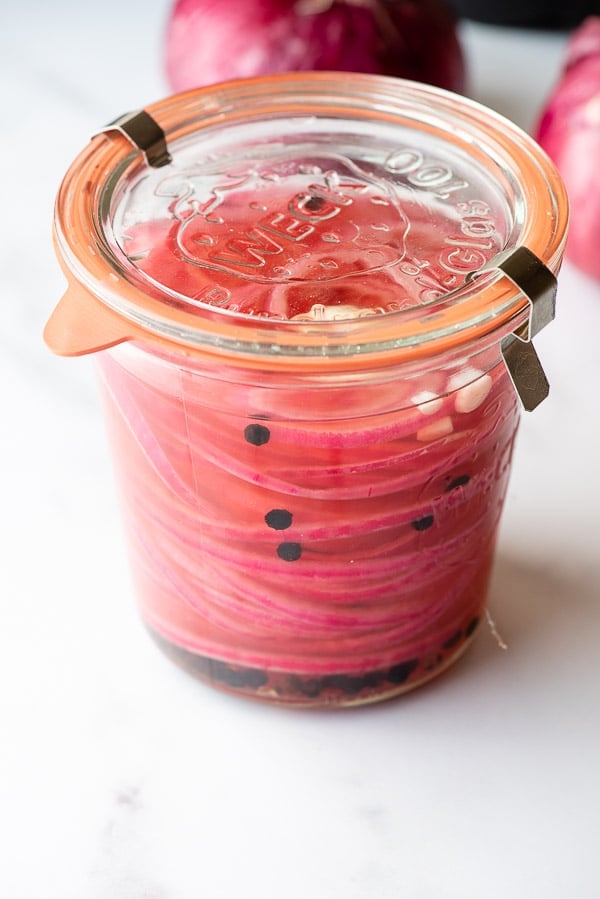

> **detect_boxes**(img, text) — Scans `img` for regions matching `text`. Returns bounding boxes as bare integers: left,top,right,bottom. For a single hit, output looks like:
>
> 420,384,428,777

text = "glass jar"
45,74,568,706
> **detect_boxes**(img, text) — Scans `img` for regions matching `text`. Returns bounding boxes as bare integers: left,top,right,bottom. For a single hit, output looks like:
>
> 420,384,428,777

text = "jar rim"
51,72,568,368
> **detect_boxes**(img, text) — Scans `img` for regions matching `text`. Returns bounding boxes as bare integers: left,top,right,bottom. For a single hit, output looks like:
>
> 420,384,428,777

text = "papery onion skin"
164,0,465,95
535,17,600,279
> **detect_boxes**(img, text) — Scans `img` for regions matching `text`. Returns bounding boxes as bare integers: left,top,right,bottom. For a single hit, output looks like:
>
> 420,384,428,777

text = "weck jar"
45,73,568,706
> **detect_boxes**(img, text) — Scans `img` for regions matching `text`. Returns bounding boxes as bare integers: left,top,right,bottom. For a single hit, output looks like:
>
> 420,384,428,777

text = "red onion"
535,17,600,279
164,0,465,95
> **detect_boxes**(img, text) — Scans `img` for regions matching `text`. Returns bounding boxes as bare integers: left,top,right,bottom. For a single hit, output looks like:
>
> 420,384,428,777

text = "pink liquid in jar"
96,151,519,705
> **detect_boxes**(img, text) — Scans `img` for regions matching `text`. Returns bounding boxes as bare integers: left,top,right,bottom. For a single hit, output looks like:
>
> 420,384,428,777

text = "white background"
2,4,600,897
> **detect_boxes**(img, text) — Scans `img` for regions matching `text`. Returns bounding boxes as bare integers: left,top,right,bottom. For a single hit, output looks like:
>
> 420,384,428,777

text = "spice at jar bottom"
45,73,568,706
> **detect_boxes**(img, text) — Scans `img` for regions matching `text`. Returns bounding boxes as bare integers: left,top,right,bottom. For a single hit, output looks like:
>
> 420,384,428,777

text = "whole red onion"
535,17,600,279
164,0,465,95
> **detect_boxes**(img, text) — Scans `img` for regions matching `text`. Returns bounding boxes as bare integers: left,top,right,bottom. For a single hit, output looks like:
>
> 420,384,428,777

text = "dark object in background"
451,0,599,28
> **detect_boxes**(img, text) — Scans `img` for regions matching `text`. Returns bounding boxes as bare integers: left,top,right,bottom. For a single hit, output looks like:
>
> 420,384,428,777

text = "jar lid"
45,73,568,371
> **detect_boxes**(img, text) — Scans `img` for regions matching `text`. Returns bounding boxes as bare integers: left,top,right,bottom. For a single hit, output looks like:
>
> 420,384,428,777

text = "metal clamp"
98,110,172,168
471,246,557,412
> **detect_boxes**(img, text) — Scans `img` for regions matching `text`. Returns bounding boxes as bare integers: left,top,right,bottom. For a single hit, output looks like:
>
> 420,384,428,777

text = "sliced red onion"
164,0,465,94
535,17,600,279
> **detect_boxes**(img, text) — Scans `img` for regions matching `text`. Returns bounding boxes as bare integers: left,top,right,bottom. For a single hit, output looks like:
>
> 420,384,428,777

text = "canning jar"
45,74,568,706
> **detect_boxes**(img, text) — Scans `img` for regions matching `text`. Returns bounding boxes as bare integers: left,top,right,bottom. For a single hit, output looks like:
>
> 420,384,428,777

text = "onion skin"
164,0,465,95
535,17,600,279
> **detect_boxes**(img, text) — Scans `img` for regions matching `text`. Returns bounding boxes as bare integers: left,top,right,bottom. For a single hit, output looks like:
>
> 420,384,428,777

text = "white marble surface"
2,4,600,897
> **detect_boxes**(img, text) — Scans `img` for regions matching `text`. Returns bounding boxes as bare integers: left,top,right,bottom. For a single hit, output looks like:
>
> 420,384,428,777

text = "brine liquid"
98,337,518,705
101,168,516,705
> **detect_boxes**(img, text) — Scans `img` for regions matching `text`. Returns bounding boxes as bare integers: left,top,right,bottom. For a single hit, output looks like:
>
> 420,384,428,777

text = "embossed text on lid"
108,117,510,322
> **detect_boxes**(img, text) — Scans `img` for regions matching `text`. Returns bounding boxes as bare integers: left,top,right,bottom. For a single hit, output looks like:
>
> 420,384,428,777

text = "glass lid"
50,73,569,365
